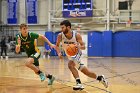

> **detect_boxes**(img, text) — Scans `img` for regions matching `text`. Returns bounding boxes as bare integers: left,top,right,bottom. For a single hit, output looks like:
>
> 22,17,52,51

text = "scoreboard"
62,0,93,18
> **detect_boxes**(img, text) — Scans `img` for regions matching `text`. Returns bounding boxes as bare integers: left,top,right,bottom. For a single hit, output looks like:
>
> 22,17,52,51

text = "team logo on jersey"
22,41,30,48
22,41,30,44
64,41,75,44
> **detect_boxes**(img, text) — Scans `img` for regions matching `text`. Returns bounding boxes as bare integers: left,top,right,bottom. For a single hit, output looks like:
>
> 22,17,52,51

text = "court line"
54,70,140,92
83,83,111,93
83,70,140,86
55,80,90,93
96,62,140,86
55,78,111,93
0,76,89,92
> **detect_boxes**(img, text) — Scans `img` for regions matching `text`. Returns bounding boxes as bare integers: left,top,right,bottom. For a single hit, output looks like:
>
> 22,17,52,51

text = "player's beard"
63,28,68,34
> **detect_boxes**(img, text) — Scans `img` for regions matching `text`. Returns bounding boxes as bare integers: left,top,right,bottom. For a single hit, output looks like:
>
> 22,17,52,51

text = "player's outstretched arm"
39,34,56,49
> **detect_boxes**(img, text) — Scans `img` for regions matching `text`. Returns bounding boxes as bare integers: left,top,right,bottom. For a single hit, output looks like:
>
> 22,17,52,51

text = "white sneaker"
43,55,46,59
100,75,108,88
1,56,3,60
73,84,84,90
47,55,50,59
6,56,8,60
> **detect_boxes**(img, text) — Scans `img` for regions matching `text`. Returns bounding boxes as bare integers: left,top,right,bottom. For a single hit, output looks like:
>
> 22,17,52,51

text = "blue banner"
26,0,38,24
7,0,18,24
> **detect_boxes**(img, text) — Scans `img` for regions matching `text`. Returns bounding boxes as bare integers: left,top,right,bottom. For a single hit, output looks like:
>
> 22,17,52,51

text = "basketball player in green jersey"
56,20,108,90
15,23,55,85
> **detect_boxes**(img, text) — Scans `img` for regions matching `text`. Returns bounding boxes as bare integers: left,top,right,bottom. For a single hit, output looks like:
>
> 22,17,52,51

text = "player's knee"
25,61,31,67
25,58,34,67
68,61,75,69
68,64,74,69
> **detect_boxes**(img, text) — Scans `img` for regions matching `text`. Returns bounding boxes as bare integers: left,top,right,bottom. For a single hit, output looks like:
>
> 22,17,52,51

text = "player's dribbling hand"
50,44,56,49
58,53,63,59
74,43,80,49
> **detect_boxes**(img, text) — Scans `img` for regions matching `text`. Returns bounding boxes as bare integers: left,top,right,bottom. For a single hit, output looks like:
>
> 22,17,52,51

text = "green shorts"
30,53,41,66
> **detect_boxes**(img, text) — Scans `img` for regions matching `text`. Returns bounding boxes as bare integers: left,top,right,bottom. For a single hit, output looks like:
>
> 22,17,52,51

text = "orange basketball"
66,44,78,56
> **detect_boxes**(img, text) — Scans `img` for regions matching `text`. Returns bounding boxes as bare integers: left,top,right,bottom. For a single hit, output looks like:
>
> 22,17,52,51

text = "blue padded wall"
46,31,140,57
88,30,140,57
113,31,140,57
88,31,103,56
51,32,61,56
102,31,112,56
45,32,54,56
45,32,53,50
53,32,61,43
88,31,112,57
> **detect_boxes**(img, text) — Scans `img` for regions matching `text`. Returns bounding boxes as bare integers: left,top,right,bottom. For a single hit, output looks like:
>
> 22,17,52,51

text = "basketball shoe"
98,75,108,88
73,83,84,90
6,56,8,61
1,56,3,60
48,76,55,85
39,72,46,82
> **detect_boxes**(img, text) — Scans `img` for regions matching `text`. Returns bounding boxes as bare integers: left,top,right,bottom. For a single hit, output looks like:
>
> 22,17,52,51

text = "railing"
118,10,140,23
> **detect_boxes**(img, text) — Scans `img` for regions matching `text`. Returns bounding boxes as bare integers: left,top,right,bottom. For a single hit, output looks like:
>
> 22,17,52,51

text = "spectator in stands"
1,36,8,60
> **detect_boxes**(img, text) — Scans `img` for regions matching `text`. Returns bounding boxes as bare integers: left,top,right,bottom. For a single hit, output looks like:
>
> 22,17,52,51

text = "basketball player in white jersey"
56,20,108,90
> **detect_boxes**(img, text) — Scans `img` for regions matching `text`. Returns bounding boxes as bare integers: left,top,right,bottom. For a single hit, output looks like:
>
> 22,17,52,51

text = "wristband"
17,44,20,47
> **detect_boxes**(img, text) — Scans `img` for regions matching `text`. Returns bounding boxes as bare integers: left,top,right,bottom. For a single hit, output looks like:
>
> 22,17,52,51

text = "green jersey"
16,32,40,57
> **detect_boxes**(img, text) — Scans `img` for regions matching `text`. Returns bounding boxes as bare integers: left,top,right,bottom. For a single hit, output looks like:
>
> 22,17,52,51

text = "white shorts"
67,50,85,70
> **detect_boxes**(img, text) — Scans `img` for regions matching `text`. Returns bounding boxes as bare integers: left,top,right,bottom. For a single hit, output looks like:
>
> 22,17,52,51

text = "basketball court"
0,0,140,93
0,57,139,93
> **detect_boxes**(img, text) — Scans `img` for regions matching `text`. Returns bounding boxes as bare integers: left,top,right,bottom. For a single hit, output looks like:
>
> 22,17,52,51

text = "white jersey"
61,31,78,56
61,31,84,70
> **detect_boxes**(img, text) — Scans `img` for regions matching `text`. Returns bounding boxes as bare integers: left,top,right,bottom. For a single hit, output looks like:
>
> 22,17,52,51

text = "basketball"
66,44,78,56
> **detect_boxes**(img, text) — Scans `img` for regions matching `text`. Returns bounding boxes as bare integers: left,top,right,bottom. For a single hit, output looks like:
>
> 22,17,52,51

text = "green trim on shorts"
30,53,41,66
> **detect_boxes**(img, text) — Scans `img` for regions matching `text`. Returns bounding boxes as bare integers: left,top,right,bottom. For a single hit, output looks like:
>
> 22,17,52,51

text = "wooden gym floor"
0,57,140,93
